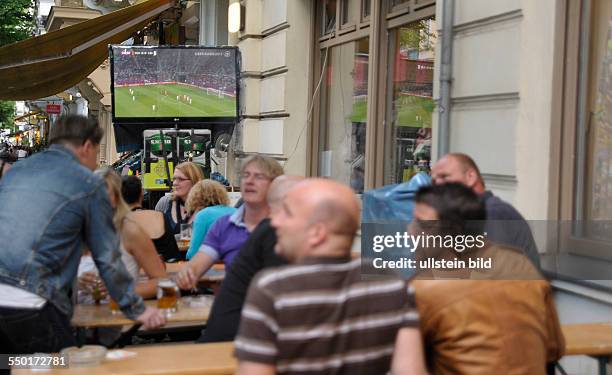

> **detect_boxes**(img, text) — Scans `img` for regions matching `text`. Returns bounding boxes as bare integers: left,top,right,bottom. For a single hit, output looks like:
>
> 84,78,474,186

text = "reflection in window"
319,38,369,193
323,0,337,35
341,0,349,25
584,0,612,240
384,18,436,184
391,0,410,8
362,0,371,19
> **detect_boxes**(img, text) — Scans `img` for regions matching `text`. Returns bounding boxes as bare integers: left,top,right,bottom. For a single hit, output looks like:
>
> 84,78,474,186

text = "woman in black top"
121,175,181,261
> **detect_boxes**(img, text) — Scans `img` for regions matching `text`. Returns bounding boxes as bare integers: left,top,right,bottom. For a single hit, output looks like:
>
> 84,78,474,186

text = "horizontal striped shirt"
234,256,419,374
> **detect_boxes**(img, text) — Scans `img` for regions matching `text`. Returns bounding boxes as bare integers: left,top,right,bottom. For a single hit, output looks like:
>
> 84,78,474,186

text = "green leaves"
0,101,16,132
0,0,35,47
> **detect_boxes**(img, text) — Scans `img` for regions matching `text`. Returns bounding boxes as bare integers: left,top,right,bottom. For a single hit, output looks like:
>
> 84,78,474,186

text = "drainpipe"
437,0,455,157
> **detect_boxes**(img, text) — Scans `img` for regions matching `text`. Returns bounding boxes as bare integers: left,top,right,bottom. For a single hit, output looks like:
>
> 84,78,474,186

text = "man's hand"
78,271,108,299
175,264,198,290
135,306,166,329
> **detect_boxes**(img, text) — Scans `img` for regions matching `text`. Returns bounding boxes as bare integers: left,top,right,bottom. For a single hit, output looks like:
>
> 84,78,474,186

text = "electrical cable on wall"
286,43,330,164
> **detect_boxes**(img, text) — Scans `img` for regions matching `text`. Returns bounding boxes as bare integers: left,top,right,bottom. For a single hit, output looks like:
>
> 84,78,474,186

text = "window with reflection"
391,0,410,8
341,0,350,25
384,17,436,184
582,0,612,241
319,38,369,193
323,0,337,35
362,0,371,20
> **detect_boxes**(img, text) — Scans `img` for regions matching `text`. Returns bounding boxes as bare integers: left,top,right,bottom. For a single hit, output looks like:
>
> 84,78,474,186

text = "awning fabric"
0,0,174,100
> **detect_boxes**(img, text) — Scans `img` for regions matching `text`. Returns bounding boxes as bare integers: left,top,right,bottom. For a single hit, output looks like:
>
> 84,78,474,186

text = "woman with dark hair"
122,175,181,262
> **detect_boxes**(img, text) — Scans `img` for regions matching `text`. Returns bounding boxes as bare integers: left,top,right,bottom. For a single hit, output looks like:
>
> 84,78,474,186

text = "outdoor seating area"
0,0,611,374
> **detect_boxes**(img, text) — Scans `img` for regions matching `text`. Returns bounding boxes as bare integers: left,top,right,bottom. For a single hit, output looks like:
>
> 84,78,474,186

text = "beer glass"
91,274,103,305
157,279,179,313
180,223,192,240
109,298,120,315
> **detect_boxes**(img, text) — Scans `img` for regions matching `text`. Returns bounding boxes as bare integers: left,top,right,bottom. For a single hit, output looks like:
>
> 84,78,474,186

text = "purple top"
200,205,250,268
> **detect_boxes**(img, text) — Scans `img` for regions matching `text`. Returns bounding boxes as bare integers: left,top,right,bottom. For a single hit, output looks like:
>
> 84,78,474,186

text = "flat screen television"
109,45,239,151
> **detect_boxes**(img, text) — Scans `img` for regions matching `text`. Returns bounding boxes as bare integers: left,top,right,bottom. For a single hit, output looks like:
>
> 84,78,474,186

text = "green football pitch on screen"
114,83,236,118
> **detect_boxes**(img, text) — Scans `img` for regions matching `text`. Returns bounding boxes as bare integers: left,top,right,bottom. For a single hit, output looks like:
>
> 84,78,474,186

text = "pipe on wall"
437,0,455,158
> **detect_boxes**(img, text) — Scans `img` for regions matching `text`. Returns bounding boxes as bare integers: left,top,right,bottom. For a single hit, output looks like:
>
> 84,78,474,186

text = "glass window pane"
584,0,612,240
362,0,371,19
383,18,436,184
319,38,369,193
391,0,410,8
323,0,337,35
341,0,349,24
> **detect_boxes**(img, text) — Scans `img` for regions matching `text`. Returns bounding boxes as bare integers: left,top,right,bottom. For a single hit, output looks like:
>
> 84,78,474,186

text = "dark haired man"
431,153,540,267
0,115,165,354
397,183,564,375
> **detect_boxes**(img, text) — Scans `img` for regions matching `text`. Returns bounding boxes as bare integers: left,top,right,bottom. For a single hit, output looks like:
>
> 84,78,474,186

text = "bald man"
431,153,540,268
234,179,427,375
198,176,301,343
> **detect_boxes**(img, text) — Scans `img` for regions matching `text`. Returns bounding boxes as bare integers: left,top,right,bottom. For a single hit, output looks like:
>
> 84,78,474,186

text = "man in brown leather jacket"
404,183,564,375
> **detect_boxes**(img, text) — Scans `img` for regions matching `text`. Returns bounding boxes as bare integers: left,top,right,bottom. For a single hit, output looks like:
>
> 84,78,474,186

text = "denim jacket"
0,145,145,319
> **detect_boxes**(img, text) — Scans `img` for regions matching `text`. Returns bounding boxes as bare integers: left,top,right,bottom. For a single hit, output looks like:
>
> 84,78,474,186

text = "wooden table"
72,298,211,328
12,342,236,375
563,323,612,375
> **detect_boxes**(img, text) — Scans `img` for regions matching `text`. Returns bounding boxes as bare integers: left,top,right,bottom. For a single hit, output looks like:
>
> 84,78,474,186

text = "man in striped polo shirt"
234,179,427,375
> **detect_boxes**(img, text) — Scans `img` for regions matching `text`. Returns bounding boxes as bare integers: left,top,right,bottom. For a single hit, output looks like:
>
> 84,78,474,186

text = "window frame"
309,0,436,189
555,0,612,261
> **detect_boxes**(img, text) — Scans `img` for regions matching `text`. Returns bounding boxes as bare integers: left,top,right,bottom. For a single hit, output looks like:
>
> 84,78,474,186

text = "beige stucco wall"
234,0,313,177
433,0,557,220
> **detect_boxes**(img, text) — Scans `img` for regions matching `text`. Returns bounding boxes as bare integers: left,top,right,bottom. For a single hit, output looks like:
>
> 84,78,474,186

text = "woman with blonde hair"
185,180,236,260
79,168,167,299
155,162,204,235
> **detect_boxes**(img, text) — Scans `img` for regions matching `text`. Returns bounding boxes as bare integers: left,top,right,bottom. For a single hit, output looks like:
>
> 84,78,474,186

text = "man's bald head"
289,179,360,236
271,178,360,262
431,153,485,193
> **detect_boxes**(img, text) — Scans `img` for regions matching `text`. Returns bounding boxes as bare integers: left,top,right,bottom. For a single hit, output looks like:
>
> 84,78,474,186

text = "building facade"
233,1,611,373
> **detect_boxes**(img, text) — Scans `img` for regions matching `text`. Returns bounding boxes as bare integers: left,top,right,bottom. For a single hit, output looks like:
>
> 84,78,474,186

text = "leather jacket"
411,244,564,375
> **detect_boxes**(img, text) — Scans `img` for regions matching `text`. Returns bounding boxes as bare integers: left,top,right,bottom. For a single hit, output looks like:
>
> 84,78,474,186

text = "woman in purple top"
175,155,283,290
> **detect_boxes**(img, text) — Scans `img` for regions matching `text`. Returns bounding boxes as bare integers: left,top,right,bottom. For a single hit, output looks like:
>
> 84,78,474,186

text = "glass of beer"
109,298,120,315
157,279,179,313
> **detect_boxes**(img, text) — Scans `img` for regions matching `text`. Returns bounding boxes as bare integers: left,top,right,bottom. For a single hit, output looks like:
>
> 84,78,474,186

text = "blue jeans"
0,304,76,354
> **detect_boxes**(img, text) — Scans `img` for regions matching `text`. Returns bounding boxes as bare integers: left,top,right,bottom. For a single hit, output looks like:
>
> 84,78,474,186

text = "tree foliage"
0,101,16,130
0,0,35,47
399,19,436,52
0,0,34,130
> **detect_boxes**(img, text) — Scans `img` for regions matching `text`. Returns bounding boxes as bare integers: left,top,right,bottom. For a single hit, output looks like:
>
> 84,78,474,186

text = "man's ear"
307,222,327,248
464,169,479,188
82,139,97,153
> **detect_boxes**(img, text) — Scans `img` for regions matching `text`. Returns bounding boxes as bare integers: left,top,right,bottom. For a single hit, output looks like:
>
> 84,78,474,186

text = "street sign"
46,104,61,114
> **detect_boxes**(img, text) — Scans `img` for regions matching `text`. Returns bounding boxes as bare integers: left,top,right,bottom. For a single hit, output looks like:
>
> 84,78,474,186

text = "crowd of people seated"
0,115,566,375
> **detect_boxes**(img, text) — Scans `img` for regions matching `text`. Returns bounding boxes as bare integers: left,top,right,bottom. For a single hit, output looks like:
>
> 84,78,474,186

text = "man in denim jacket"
0,115,165,354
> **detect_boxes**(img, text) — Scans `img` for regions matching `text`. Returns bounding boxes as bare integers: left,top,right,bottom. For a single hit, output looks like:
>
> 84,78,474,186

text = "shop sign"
46,104,61,114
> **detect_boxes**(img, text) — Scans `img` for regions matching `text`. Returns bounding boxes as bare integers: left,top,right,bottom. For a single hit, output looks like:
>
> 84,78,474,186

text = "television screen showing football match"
111,46,238,119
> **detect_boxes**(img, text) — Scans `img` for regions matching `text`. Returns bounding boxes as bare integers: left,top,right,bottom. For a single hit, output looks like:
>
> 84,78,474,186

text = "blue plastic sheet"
362,172,432,223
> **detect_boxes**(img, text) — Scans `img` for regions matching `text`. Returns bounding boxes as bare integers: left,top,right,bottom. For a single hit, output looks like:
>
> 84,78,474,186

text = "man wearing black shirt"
431,153,540,268
198,176,302,342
